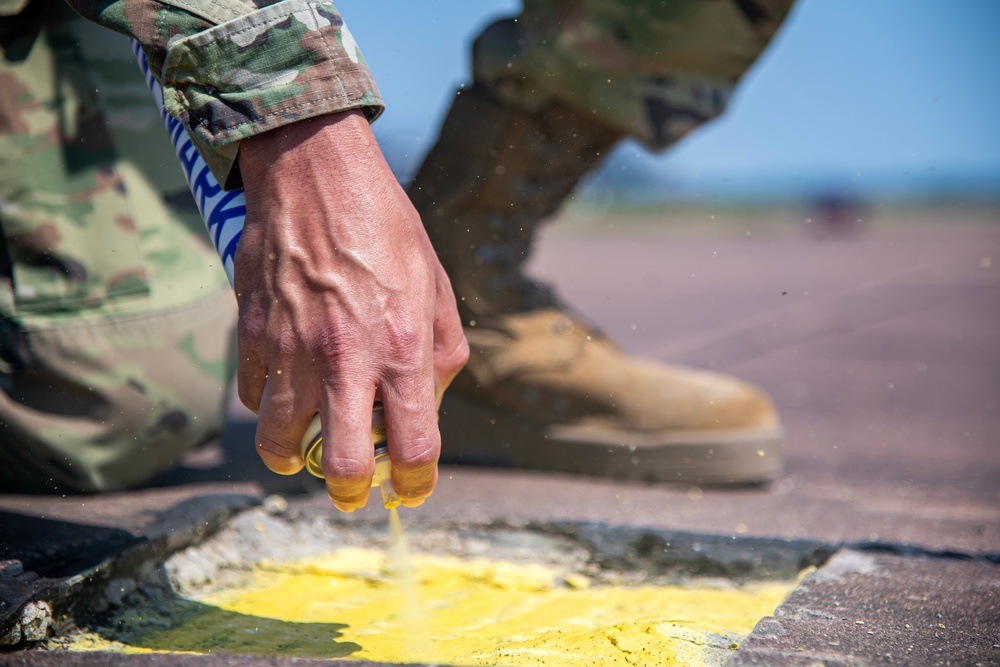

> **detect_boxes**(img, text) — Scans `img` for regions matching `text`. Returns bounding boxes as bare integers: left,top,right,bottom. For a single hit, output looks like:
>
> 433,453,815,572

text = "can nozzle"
372,446,399,509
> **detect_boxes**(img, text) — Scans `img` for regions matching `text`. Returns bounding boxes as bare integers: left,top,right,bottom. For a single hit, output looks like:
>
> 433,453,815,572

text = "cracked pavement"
2,209,998,665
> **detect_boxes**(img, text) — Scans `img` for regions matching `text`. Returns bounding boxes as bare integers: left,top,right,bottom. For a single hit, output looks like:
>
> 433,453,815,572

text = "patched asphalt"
2,209,998,666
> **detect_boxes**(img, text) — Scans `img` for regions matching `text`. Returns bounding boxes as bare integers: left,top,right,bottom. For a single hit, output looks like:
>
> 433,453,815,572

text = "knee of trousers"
0,285,237,494
471,0,795,150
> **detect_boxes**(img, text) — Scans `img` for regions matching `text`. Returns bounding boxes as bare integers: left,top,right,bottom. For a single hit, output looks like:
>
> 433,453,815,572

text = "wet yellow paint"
74,544,798,666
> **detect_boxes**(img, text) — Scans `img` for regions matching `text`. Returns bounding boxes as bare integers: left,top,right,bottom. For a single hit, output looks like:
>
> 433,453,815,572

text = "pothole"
60,501,831,666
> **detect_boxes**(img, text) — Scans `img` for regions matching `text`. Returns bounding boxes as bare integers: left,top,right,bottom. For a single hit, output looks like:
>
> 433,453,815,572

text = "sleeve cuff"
160,0,383,188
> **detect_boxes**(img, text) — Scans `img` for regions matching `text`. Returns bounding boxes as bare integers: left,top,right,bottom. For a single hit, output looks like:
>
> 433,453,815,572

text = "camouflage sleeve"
65,0,383,189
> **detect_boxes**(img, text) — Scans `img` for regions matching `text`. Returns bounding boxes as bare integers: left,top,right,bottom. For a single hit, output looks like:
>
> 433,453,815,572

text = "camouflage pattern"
0,284,237,493
474,0,794,149
61,0,383,188
0,2,236,492
32,0,780,185
414,0,796,324
0,0,793,492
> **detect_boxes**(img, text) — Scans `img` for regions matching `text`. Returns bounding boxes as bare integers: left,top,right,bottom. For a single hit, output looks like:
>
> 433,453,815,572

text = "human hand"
236,110,468,511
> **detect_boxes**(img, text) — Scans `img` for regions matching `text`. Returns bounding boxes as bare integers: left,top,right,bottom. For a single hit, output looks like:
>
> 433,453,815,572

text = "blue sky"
343,0,1000,201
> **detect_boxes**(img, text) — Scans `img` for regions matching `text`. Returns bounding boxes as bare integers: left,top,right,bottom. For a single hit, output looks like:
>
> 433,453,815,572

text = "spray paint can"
299,406,400,509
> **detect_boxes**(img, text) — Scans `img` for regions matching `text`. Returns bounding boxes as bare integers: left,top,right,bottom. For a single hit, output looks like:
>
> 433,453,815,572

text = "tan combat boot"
408,84,782,484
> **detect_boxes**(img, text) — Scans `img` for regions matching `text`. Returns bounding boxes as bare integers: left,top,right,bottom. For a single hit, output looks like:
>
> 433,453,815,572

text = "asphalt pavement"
1,205,998,666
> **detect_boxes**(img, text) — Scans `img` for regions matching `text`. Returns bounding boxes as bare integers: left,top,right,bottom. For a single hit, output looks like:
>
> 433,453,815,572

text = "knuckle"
237,309,265,343
393,440,439,475
313,326,346,360
325,455,374,487
271,327,300,358
435,334,470,381
386,319,423,356
449,335,471,370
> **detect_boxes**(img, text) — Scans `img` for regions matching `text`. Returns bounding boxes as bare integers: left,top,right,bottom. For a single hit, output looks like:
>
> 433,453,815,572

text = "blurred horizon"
343,0,1000,205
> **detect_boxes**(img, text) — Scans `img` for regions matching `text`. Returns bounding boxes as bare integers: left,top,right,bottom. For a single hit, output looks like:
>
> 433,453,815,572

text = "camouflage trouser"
0,0,791,493
475,0,794,150
0,1,236,493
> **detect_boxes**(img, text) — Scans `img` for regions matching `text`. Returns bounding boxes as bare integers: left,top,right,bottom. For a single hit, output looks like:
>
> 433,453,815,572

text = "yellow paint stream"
71,514,799,665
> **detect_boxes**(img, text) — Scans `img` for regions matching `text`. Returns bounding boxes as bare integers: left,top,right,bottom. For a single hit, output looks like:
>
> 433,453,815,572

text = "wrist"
238,109,375,188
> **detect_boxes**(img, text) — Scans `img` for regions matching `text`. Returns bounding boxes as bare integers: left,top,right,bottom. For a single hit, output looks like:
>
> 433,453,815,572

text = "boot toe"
629,363,780,434
442,310,783,483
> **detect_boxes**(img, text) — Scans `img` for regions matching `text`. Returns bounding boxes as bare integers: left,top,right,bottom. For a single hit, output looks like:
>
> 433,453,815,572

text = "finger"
381,373,440,507
233,231,269,414
320,383,378,512
254,372,312,475
431,266,470,406
236,303,269,414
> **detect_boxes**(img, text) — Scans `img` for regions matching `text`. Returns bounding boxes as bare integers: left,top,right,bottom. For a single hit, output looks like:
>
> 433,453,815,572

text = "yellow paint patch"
72,547,797,666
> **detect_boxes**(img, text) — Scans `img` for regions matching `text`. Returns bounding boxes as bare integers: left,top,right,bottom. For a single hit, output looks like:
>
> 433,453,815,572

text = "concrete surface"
731,549,1000,666
1,207,998,665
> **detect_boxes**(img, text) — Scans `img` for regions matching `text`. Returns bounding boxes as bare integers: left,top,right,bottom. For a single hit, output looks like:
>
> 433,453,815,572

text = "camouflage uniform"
0,0,792,491
478,0,790,152
0,2,236,492
0,0,382,492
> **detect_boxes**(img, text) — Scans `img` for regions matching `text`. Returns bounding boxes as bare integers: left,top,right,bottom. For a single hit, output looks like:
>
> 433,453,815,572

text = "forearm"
65,0,383,188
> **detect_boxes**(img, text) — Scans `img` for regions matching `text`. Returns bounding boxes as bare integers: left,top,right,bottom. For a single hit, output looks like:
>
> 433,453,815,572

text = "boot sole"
438,393,783,485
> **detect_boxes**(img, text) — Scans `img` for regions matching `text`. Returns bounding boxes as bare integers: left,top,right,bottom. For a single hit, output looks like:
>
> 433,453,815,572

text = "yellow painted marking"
71,546,799,666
